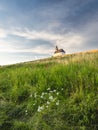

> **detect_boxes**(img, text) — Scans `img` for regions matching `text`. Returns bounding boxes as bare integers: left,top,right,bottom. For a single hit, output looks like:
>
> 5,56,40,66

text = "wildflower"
49,95,53,100
30,94,32,97
52,98,56,102
25,110,27,113
41,92,45,96
56,92,59,95
56,100,59,105
25,110,28,115
46,105,48,108
61,88,64,91
40,95,43,98
47,88,50,91
47,101,50,104
53,90,56,92
37,106,44,112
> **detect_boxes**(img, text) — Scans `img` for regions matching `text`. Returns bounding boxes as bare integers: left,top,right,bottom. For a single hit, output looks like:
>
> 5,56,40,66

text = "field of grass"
0,51,98,130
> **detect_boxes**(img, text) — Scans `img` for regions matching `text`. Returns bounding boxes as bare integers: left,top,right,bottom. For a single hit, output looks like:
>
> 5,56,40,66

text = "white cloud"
0,40,15,52
0,38,51,54
11,28,84,50
31,46,53,55
0,28,8,38
0,27,85,53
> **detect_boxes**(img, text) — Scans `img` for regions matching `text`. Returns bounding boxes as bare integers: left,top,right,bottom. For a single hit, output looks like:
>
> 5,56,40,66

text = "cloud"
0,28,8,38
12,28,84,48
0,26,85,53
77,17,98,50
0,26,85,54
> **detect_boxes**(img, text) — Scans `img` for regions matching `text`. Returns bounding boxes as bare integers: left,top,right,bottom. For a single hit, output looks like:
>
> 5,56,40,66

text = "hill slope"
0,51,98,130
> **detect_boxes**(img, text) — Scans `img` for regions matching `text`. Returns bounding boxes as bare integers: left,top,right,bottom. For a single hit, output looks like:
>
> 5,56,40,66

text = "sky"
0,0,98,65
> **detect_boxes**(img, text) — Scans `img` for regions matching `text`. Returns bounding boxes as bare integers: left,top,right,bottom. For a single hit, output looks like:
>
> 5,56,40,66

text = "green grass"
0,52,98,130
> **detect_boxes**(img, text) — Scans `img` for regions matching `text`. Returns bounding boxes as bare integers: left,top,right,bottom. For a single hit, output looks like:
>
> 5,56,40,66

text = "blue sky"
0,0,98,65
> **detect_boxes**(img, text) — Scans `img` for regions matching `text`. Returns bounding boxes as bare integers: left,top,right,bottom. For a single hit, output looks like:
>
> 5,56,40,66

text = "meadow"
0,51,98,130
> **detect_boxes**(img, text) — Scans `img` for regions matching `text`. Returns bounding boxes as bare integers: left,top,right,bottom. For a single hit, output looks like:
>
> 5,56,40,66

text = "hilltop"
0,50,98,130
24,49,98,64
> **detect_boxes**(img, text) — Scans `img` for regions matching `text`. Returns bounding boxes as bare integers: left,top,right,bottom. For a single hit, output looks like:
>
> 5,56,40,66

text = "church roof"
54,49,65,54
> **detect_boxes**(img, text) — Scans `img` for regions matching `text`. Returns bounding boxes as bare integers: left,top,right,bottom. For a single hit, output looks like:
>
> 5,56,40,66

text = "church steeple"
55,46,58,51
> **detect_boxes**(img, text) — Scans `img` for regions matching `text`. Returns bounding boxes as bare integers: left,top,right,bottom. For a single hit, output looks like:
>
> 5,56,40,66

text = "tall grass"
0,52,98,130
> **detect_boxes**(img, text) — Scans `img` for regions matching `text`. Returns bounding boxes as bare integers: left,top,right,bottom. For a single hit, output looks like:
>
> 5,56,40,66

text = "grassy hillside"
0,51,98,130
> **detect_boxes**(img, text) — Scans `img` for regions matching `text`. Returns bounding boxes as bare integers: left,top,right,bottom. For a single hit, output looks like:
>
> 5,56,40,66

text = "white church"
53,46,65,57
